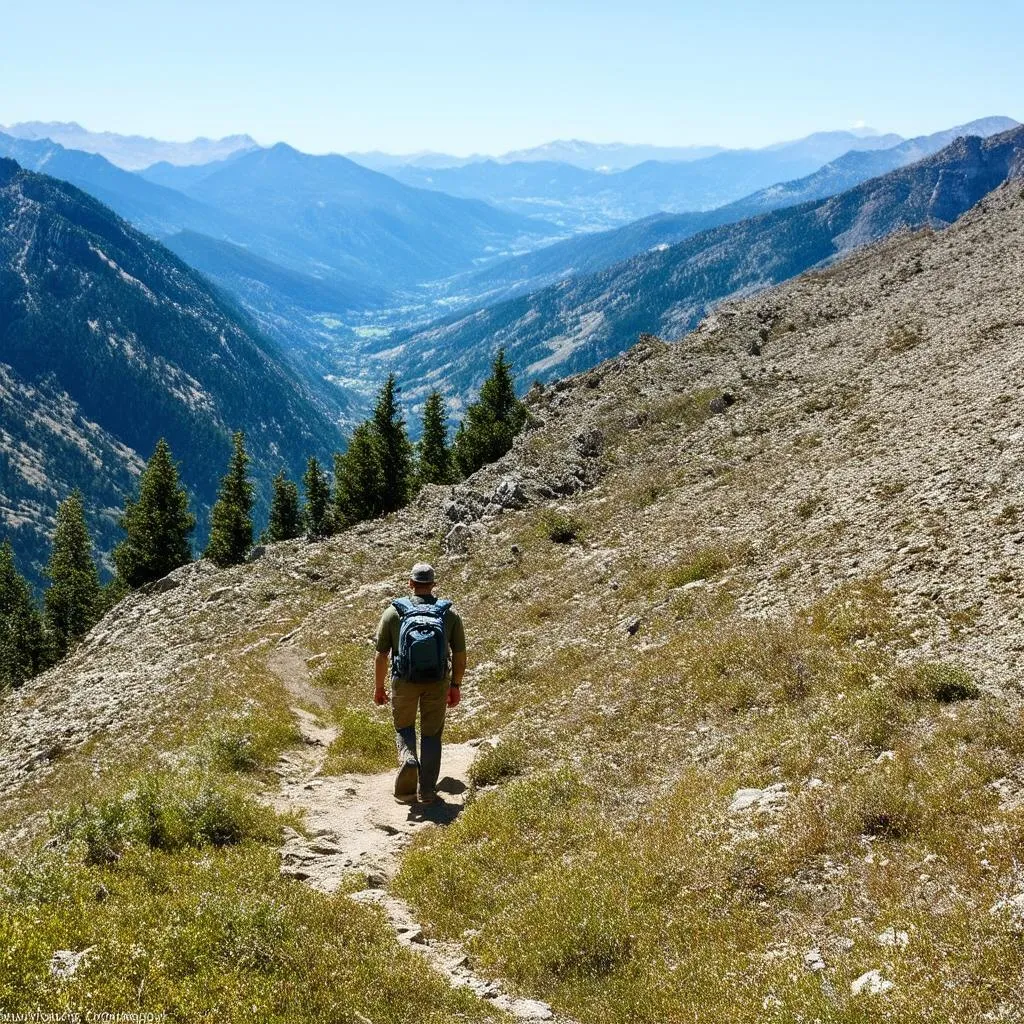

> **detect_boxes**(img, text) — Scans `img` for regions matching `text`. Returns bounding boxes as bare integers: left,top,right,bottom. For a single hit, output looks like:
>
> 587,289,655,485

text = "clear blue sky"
3,0,1021,155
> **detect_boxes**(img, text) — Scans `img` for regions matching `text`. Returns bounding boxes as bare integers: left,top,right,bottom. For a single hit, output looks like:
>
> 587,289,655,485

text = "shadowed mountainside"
0,159,342,586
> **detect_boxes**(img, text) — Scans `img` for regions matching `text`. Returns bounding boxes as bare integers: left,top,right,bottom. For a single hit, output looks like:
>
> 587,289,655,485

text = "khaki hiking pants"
392,680,447,794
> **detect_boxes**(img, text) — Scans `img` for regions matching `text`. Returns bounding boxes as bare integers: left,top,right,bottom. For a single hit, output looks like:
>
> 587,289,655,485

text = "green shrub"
469,739,528,788
54,773,278,863
662,546,733,589
541,510,586,544
209,730,261,772
912,661,980,703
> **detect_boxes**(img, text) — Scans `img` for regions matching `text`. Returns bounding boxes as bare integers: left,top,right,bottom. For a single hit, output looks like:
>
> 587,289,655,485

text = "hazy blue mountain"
451,117,1020,304
496,138,729,169
164,230,387,314
177,143,557,286
386,129,904,228
0,159,342,587
0,120,258,170
136,151,253,190
345,150,486,171
373,125,1024,405
0,131,247,238
346,140,727,173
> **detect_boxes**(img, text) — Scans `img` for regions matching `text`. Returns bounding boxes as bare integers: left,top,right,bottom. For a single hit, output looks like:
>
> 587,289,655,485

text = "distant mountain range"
348,138,732,172
0,159,341,588
0,121,258,170
380,130,907,229
447,117,1020,304
372,125,1024,404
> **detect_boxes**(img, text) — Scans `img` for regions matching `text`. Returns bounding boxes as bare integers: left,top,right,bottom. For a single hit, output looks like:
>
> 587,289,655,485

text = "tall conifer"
0,540,47,688
266,471,302,542
452,348,528,478
333,423,384,528
302,456,333,538
373,373,414,514
113,438,195,588
203,431,255,568
44,491,102,659
417,389,452,487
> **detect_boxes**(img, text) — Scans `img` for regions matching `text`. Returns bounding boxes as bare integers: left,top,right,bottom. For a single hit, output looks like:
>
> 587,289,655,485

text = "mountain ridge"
446,116,1020,305
374,124,1024,400
0,121,259,170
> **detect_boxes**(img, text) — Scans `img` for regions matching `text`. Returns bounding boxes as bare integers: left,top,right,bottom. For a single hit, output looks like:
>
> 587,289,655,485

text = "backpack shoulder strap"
433,599,452,617
392,597,415,617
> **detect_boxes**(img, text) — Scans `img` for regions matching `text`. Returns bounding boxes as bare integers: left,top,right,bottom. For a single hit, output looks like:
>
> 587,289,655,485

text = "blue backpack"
391,598,452,683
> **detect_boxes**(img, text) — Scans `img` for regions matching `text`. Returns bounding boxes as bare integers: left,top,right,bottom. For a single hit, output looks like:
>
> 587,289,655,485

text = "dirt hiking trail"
259,639,574,1024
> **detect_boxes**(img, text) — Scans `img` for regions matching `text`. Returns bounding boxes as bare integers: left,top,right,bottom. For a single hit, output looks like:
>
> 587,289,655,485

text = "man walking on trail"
374,563,467,804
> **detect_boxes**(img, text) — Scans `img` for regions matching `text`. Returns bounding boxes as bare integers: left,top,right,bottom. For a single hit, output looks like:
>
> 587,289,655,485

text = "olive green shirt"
375,594,466,681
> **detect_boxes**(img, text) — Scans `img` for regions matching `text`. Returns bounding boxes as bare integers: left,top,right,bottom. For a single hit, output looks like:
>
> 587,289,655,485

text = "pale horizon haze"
3,0,1022,156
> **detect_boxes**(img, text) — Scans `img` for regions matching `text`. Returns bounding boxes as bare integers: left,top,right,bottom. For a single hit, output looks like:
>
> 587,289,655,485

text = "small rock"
618,615,642,636
877,927,910,948
49,946,95,979
309,840,343,855
510,998,554,1020
804,948,826,972
445,523,474,555
730,788,765,812
851,969,894,996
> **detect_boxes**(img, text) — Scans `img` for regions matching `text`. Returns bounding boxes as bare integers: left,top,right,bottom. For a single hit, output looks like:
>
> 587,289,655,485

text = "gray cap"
410,562,435,583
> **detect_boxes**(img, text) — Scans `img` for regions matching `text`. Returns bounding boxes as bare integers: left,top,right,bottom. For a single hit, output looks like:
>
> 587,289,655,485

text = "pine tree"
0,540,47,689
452,348,528,478
333,423,384,529
302,456,333,538
203,431,255,568
113,438,195,589
265,470,302,542
373,373,414,514
417,389,453,487
44,491,102,660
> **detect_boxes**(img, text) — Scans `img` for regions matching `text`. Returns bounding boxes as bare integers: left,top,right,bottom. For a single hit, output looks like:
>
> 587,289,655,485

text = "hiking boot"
416,789,438,805
394,759,419,803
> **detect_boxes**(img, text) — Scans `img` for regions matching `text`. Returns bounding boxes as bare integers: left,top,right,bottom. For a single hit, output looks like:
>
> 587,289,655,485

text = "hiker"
373,562,467,804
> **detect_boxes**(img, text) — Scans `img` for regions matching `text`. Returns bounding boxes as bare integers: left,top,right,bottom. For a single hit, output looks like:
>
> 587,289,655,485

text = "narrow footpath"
258,639,575,1024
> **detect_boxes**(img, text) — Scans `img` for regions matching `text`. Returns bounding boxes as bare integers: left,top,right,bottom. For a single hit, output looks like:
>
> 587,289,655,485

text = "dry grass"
395,578,1024,1023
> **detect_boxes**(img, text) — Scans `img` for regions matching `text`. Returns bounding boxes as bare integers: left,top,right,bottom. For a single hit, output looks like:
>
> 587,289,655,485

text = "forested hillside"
0,159,341,586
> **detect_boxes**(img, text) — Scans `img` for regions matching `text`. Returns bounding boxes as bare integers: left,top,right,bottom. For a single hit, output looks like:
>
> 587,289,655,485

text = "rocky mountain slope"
380,124,1024,403
0,159,342,586
453,117,1018,303
2,174,1023,1021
